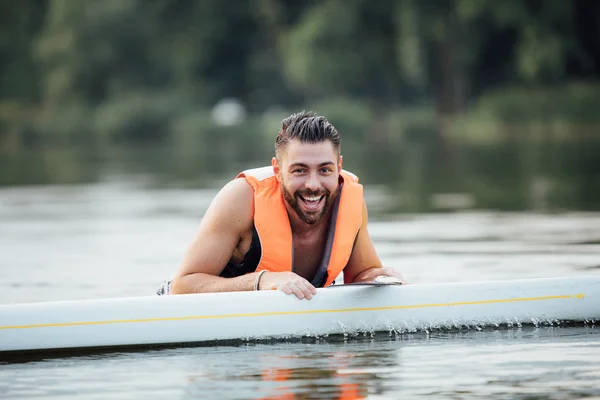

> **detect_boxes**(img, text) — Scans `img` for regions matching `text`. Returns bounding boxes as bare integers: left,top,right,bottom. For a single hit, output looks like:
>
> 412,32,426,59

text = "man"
162,111,404,299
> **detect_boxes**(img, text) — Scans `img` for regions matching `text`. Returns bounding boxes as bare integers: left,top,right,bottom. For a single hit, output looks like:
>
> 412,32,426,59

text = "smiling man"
164,111,404,299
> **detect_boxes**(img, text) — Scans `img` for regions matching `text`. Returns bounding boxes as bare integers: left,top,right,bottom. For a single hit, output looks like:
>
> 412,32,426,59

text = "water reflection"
183,341,400,400
1,329,599,399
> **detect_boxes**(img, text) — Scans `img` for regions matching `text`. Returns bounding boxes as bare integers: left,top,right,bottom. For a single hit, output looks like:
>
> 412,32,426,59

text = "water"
1,180,600,399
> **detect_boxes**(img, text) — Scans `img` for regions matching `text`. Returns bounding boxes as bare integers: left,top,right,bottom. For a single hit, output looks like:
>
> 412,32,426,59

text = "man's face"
273,139,342,225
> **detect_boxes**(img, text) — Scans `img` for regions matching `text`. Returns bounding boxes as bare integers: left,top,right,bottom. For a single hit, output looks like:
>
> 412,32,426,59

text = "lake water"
1,180,600,399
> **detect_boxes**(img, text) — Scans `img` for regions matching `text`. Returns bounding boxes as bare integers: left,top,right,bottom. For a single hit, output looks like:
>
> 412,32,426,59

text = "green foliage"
304,98,372,145
0,146,99,185
451,83,600,143
1,0,600,210
281,0,399,102
0,0,46,101
94,91,187,143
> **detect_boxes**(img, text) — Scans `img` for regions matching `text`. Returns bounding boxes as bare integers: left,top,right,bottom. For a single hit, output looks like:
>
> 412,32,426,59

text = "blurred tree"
0,0,47,103
279,0,401,150
32,0,307,113
157,0,261,106
35,0,172,106
281,0,399,104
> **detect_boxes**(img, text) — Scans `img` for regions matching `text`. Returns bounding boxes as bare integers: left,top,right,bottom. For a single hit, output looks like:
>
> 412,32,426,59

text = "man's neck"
285,205,331,238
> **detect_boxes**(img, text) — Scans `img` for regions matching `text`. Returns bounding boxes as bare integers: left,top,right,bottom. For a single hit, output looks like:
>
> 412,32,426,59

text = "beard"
281,182,339,225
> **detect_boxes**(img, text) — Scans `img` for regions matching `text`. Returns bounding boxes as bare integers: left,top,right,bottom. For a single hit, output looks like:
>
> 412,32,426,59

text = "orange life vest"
237,166,363,287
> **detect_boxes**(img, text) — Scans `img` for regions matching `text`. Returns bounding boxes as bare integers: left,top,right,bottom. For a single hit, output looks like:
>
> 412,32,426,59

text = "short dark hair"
275,111,341,158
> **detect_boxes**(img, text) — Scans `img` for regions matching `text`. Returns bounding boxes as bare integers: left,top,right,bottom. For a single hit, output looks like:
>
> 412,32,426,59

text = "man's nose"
305,173,320,191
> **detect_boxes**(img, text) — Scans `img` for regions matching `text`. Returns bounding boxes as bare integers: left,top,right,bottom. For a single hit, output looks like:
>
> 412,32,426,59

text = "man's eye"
320,168,332,173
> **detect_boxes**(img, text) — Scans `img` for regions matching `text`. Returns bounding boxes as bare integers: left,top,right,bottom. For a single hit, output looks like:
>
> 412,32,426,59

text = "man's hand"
353,267,406,284
259,271,317,300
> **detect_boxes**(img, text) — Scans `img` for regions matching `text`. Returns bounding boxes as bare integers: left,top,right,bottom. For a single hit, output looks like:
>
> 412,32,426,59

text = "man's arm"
169,178,259,294
170,178,318,299
342,200,405,284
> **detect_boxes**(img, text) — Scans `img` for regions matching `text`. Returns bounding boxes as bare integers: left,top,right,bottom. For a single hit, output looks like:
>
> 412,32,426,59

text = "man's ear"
272,157,281,182
338,155,343,172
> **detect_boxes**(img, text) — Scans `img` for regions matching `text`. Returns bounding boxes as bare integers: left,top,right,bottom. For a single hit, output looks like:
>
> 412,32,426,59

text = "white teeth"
304,196,321,202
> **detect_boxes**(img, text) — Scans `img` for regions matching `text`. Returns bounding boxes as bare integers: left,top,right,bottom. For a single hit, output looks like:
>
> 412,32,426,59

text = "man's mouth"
298,194,325,211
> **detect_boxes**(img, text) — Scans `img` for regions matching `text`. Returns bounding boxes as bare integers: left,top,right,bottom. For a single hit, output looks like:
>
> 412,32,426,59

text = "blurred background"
2,0,599,213
2,4,600,397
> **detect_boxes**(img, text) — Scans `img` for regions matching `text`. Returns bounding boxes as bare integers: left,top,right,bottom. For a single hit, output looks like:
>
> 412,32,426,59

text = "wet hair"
275,111,341,159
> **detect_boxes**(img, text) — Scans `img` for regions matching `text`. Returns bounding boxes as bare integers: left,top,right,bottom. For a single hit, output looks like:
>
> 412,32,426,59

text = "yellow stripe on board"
0,293,585,331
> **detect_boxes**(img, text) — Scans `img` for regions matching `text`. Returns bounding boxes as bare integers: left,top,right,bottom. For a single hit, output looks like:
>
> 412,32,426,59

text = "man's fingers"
276,280,316,300
296,279,317,300
279,283,293,295
289,282,306,299
277,281,305,299
298,282,314,300
359,269,383,282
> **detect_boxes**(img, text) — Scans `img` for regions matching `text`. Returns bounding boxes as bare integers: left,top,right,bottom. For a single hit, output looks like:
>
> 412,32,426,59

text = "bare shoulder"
214,177,254,206
174,178,255,279
204,178,254,230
